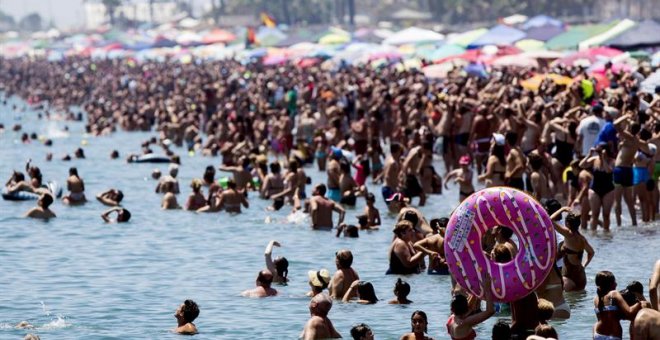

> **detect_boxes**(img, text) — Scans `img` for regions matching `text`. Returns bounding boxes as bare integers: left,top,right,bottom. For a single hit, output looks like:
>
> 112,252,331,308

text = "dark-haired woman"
593,271,642,340
580,144,615,230
478,141,506,187
264,240,288,284
446,274,494,340
389,278,412,304
62,167,86,205
550,207,595,292
400,310,435,340
343,280,378,304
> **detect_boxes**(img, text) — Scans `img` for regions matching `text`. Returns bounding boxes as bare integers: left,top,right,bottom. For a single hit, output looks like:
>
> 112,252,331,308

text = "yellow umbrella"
521,73,574,91
515,39,545,52
319,33,350,45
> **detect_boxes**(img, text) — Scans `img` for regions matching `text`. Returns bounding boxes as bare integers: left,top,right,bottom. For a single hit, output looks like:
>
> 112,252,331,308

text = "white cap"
492,133,505,146
648,143,657,156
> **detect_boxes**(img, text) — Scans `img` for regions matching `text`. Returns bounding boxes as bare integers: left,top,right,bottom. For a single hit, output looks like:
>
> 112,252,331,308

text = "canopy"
545,23,615,50
605,20,660,50
502,14,528,26
419,44,465,62
383,27,444,45
318,32,351,45
579,19,635,50
446,28,488,47
467,25,526,48
524,25,565,42
521,15,563,30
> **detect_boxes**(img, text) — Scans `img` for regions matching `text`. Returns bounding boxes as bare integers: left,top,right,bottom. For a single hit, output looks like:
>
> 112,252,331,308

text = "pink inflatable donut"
444,187,556,302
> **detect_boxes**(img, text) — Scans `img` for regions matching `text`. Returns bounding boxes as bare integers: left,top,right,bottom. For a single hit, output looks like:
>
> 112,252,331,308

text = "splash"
40,315,71,330
286,210,309,225
40,301,50,317
43,123,70,139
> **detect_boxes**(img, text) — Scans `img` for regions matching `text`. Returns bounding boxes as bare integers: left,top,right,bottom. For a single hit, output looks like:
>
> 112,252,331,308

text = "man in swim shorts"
309,184,345,229
326,149,342,202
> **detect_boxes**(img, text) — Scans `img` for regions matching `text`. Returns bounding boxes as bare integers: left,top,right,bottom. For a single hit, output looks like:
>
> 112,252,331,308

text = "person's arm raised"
463,273,495,327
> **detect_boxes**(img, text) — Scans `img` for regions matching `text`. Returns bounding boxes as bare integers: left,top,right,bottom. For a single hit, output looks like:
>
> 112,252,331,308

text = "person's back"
330,250,360,299
302,293,341,340
632,308,660,340
310,195,335,228
242,270,277,298
511,292,540,339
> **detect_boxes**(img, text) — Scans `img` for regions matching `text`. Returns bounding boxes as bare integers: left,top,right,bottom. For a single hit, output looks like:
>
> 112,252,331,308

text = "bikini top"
594,297,619,314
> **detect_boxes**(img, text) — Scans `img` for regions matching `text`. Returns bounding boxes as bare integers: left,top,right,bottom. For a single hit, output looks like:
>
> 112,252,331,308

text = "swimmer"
151,169,161,180
155,164,180,194
389,278,413,304
101,207,131,223
96,189,124,206
309,184,345,229
161,181,181,210
301,293,341,340
24,193,56,220
444,155,475,202
185,179,206,211
413,219,448,275
174,299,199,335
350,323,374,340
62,167,86,205
74,147,85,159
217,179,248,213
631,308,660,340
363,193,381,228
241,269,278,298
387,221,425,275
110,150,119,159
551,207,595,292
329,249,360,300
15,321,34,329
335,223,359,237
400,310,434,340
307,269,331,297
264,240,288,284
342,280,378,304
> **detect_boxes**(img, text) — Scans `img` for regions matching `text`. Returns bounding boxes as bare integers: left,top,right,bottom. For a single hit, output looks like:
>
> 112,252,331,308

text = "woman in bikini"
580,144,615,230
478,138,506,187
550,207,595,292
218,179,249,213
593,271,642,340
62,167,86,205
444,155,474,202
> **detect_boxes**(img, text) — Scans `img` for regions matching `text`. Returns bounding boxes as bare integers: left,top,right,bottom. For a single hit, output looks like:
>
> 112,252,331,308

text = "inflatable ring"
444,187,556,302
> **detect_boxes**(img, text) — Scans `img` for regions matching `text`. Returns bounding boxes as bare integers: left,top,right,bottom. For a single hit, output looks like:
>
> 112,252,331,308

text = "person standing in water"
174,299,199,335
301,293,342,340
551,207,595,292
62,167,86,205
309,184,345,229
25,193,56,220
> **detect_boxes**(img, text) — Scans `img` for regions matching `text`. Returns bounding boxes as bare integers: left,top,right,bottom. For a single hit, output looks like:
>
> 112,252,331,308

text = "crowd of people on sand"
2,54,660,339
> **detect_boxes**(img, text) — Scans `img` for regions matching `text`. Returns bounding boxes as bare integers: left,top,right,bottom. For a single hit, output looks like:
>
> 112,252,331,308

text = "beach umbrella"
519,50,565,60
176,31,202,45
554,46,623,66
501,14,528,26
383,27,444,45
417,44,465,61
579,19,636,50
492,55,539,68
605,20,660,50
422,60,466,78
640,69,660,94
297,58,321,68
263,55,288,66
524,25,565,42
515,39,545,52
465,63,488,78
467,25,526,48
202,29,236,44
545,23,615,50
521,73,574,91
318,33,351,45
446,28,488,47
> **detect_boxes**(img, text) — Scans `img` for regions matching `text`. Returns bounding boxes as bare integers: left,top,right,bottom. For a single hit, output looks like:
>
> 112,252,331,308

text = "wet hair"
366,192,375,203
595,271,616,313
620,288,638,306
40,193,54,209
69,167,79,178
274,257,289,279
346,225,359,238
336,249,354,268
491,319,511,340
350,323,372,340
393,220,413,238
357,215,368,227
534,324,558,338
451,294,469,316
626,281,644,295
118,208,131,222
115,190,124,203
227,179,237,190
257,270,273,287
529,153,543,171
544,199,562,219
316,184,327,196
181,299,200,323
537,298,555,323
410,310,428,333
390,143,402,155
394,278,411,298
492,244,512,263
357,281,378,303
402,210,419,227
565,212,581,231
110,150,119,159
505,131,518,146
203,165,215,182
14,171,25,182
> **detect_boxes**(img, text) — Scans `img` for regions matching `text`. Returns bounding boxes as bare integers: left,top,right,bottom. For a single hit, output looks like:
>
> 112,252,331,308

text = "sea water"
1,95,658,339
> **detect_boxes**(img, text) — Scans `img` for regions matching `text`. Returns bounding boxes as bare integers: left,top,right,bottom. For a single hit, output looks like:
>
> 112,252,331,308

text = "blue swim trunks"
327,188,341,202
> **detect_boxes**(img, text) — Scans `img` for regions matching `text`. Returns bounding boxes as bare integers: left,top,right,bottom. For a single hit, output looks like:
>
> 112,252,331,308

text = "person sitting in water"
101,207,131,223
336,223,359,237
533,324,558,339
217,179,248,213
342,280,378,304
350,323,374,340
329,249,360,300
62,167,86,205
174,299,199,335
264,240,288,284
388,278,412,304
96,189,123,206
185,179,206,211
25,193,56,220
241,270,278,298
309,184,345,229
301,293,342,340
5,171,37,194
446,273,495,340
307,269,332,297
401,310,434,340
161,181,181,210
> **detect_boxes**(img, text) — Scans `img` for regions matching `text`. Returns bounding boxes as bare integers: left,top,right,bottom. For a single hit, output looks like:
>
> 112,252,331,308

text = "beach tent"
579,19,635,50
605,20,660,50
545,23,615,50
521,15,563,30
524,25,565,42
383,27,444,45
446,28,488,47
467,25,526,48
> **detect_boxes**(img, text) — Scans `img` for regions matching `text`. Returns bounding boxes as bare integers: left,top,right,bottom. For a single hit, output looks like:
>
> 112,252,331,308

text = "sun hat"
492,133,505,146
308,269,331,289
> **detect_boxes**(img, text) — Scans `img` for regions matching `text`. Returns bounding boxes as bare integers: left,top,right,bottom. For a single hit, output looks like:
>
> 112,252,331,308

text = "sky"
1,0,209,30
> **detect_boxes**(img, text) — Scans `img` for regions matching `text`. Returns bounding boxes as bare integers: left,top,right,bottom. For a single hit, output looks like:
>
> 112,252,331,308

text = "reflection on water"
1,95,658,339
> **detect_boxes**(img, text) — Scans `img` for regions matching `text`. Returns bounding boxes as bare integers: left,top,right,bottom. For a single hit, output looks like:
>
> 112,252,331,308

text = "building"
84,1,179,29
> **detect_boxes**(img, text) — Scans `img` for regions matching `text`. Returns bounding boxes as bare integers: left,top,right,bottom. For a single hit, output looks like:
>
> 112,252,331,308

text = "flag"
260,12,276,28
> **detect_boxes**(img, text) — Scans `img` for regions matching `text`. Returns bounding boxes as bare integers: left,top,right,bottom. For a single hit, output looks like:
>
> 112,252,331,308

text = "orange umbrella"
521,73,573,91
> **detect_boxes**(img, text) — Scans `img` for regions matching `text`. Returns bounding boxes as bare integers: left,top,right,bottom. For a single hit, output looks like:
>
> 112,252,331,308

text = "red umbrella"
202,29,236,44
297,58,321,68
554,47,623,66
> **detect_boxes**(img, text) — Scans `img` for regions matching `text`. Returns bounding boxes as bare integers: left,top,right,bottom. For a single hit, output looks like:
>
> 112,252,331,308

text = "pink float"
444,187,556,302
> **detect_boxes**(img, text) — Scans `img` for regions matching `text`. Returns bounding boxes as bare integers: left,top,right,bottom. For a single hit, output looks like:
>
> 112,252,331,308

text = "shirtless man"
96,189,123,206
504,132,527,191
217,179,249,213
470,106,493,174
155,164,180,194
399,144,427,206
174,300,199,335
24,193,56,220
326,149,342,202
301,293,342,340
381,143,402,203
329,249,360,300
101,207,131,223
632,308,660,340
413,220,448,275
241,270,278,298
219,156,252,191
529,154,551,202
309,184,345,229
161,181,181,210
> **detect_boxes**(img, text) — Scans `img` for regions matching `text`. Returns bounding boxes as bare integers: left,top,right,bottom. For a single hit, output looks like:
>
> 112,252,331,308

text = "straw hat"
308,269,331,288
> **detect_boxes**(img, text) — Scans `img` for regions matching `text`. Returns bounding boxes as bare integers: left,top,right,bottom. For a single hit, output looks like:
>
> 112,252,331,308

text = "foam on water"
40,316,71,330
